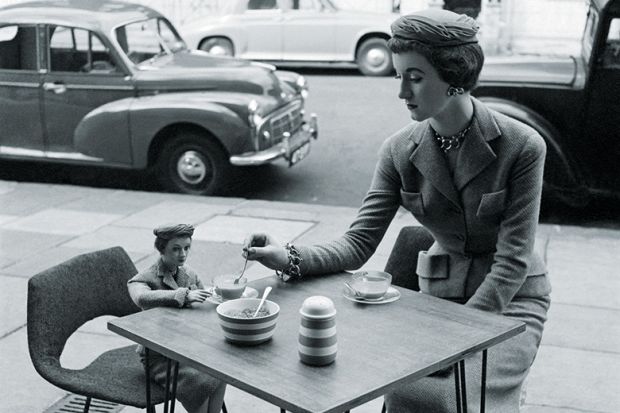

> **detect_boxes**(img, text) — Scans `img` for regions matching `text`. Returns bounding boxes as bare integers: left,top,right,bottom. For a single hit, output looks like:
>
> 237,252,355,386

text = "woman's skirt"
385,295,550,413
146,353,222,412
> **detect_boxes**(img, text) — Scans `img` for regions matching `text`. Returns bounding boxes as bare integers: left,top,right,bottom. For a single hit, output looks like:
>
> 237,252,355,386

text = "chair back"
27,246,140,377
384,226,434,291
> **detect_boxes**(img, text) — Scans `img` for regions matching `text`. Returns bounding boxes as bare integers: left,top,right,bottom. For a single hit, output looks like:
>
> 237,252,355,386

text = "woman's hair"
388,9,485,91
388,39,484,91
153,224,195,253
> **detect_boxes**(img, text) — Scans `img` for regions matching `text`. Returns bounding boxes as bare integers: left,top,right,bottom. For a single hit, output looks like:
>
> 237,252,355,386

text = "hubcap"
209,45,231,56
366,48,387,68
176,151,208,185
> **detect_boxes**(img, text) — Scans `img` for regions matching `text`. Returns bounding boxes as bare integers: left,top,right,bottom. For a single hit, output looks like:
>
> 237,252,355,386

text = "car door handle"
43,82,67,94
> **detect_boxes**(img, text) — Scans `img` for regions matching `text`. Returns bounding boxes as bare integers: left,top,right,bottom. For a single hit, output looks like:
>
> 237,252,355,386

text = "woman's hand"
243,233,289,270
186,289,211,304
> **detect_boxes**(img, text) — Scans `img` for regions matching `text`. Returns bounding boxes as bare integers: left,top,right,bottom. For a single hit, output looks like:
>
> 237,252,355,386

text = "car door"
41,24,134,162
237,0,283,60
583,13,620,189
0,24,45,155
280,0,336,61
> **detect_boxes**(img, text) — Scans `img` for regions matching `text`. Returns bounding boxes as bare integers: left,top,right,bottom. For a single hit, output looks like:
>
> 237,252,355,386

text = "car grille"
262,101,303,148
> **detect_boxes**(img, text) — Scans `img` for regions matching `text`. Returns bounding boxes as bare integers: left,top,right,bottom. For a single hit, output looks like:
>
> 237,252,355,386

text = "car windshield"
115,17,186,65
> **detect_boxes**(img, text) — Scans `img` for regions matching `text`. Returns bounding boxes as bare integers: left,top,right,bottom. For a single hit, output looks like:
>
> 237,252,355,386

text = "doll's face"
393,50,452,122
161,236,191,268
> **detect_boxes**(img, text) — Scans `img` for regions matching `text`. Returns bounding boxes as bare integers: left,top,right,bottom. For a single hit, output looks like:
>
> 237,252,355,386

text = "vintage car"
0,0,318,195
180,0,398,76
474,0,620,207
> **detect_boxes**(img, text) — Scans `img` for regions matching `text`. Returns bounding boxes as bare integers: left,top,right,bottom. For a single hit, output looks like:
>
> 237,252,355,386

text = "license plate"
289,142,310,166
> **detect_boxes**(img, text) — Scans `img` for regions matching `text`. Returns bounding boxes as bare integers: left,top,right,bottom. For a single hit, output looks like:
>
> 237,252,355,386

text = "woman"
127,224,226,413
244,8,551,413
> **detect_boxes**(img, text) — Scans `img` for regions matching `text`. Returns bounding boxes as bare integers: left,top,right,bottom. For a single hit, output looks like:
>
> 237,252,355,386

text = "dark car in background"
0,0,318,195
474,0,619,208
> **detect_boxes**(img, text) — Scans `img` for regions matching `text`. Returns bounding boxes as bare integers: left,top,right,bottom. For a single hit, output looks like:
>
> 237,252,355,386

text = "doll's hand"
243,233,289,270
186,289,211,304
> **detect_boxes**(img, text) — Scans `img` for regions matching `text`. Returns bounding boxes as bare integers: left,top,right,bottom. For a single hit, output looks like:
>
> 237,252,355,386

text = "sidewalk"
1,180,618,413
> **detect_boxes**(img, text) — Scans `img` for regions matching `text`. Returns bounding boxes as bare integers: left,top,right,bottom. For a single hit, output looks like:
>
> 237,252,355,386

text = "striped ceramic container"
298,296,337,366
216,298,280,345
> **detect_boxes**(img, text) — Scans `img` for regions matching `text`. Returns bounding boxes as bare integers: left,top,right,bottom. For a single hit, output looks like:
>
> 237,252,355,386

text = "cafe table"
108,273,524,413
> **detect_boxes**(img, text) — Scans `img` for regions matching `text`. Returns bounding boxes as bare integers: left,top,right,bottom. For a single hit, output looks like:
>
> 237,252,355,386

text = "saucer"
205,286,259,304
342,286,401,305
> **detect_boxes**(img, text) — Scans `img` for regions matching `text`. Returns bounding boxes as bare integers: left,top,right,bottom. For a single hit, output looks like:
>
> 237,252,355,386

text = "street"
0,69,618,228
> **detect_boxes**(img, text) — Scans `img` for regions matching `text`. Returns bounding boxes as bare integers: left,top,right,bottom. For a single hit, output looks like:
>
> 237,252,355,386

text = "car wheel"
199,37,234,57
156,132,231,195
356,38,393,76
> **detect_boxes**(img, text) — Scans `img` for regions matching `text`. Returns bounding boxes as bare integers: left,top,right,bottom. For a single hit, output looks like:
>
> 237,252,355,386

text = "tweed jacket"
298,98,551,313
127,258,204,310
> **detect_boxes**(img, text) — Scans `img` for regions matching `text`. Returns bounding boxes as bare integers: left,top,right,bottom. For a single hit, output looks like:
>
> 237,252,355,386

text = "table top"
108,273,524,413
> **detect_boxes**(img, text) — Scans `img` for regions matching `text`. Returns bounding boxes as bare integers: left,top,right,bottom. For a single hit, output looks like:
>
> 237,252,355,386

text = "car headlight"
296,75,309,100
247,99,264,128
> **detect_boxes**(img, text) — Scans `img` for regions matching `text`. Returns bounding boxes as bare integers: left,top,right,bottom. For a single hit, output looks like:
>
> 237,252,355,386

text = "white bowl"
216,298,280,345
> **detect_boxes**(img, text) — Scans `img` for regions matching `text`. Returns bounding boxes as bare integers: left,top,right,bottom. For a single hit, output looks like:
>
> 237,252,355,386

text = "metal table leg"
454,362,462,413
480,350,487,413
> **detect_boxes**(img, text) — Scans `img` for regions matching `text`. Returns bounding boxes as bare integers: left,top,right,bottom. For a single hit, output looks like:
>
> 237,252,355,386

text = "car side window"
0,25,38,71
49,26,118,73
247,0,278,10
289,0,318,10
601,17,620,69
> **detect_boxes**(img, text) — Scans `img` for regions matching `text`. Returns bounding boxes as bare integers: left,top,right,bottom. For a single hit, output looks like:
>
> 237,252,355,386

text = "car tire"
156,132,231,195
356,38,393,77
199,37,234,57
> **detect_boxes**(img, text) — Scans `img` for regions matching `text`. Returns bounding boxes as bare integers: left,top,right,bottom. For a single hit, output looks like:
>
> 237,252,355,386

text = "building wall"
0,0,587,55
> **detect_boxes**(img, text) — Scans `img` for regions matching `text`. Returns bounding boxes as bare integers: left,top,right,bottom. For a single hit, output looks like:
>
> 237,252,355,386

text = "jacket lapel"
409,122,460,206
453,99,500,191
157,260,179,290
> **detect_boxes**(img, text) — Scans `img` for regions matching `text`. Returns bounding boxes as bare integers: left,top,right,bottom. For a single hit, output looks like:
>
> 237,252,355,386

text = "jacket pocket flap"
400,189,425,215
416,251,448,279
476,189,507,217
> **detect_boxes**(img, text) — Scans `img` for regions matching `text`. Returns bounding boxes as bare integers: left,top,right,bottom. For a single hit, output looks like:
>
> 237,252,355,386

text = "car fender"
479,97,586,197
352,30,391,59
75,94,249,168
183,20,247,54
74,98,134,166
127,93,250,168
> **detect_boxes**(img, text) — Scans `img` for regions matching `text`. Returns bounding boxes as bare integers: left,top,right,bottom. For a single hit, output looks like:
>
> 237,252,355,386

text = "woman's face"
161,236,191,268
392,50,452,122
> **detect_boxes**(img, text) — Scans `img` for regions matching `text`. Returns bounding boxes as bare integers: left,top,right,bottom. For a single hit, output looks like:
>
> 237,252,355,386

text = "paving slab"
193,215,315,244
0,214,18,225
0,329,66,413
3,208,123,236
0,229,72,268
526,345,620,413
114,200,238,228
546,229,620,309
58,190,176,215
0,180,17,195
0,246,133,278
542,302,620,354
62,226,158,254
0,183,99,215
0,275,28,337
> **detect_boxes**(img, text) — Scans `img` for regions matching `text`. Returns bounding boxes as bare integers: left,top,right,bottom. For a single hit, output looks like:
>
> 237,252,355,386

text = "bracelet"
275,243,302,281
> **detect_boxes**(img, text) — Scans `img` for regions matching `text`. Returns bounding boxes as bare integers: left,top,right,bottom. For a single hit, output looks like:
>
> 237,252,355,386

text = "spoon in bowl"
253,286,272,318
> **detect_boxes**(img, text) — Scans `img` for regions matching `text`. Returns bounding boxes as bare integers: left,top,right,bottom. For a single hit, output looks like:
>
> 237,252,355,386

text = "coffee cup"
213,275,247,300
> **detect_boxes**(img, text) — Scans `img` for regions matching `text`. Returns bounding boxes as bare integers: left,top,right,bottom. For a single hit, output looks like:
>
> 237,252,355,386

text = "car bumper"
229,114,318,166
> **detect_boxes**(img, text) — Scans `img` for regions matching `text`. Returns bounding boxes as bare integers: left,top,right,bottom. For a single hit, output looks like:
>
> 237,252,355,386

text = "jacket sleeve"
298,138,402,275
127,272,188,310
466,133,547,312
